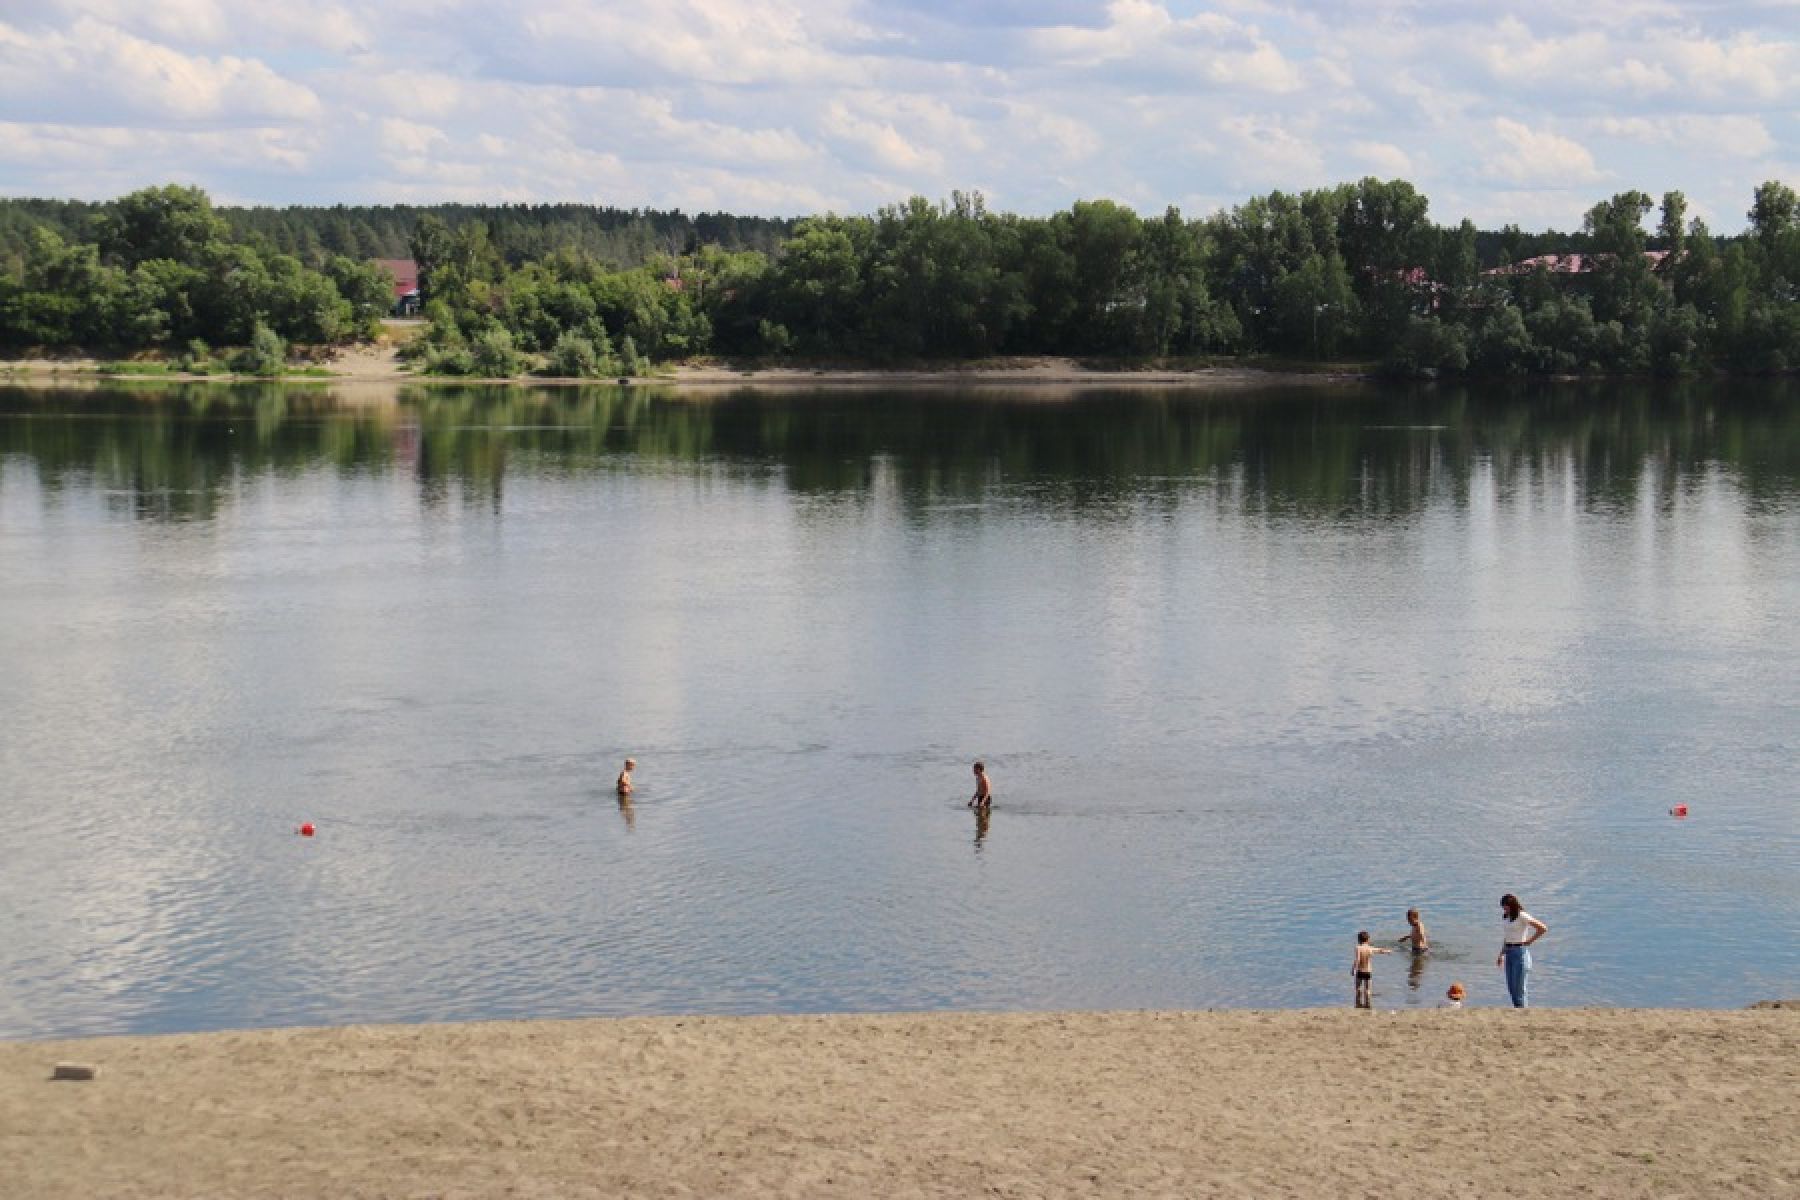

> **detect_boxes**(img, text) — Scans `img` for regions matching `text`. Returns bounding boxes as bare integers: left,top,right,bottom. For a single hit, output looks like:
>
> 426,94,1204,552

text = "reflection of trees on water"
0,379,1794,523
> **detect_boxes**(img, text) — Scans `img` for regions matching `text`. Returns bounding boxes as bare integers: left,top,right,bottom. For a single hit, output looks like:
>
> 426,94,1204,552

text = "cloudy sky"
1,0,1795,229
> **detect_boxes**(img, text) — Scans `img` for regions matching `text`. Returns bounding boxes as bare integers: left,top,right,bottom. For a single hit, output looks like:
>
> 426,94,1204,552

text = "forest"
2,179,1797,377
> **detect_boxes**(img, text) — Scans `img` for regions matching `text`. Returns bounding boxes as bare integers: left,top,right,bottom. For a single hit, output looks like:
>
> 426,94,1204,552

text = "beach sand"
4,350,1363,390
3,1008,1795,1198
662,358,1365,390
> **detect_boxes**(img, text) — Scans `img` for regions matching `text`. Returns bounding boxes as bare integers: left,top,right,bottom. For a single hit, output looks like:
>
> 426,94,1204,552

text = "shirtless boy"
1352,931,1392,1008
968,761,992,809
1399,908,1430,955
616,758,635,796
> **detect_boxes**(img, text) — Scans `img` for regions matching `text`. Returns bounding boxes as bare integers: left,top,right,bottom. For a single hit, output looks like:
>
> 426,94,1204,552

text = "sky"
0,0,1795,230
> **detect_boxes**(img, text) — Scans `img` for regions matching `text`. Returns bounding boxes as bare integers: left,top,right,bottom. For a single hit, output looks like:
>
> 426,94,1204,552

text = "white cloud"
1026,0,1302,92
0,1,1794,229
1601,58,1675,95
1596,114,1775,159
0,120,317,187
0,17,320,125
578,95,820,170
1005,105,1102,165
379,118,446,160
1484,118,1605,188
1349,141,1415,178
1660,32,1798,101
1477,15,1799,104
1481,19,1612,88
1215,116,1324,190
502,0,870,87
24,0,368,54
821,100,945,175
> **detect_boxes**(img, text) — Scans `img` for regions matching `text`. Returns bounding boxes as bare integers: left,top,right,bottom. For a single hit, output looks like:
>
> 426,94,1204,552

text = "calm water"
1,380,1796,1038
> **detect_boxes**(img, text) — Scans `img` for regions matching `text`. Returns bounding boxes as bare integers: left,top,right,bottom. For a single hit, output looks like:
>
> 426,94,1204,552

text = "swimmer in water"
1399,908,1430,955
968,761,992,809
1352,931,1392,1009
616,758,635,796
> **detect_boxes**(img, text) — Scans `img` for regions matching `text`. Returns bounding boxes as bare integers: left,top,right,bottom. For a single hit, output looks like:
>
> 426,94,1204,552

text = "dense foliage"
0,186,392,356
0,197,794,275
5,180,1798,376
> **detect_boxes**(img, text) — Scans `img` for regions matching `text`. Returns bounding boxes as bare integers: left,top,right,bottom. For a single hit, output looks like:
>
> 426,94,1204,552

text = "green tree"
546,330,602,377
327,256,396,327
1658,191,1687,257
470,326,522,377
96,185,228,269
233,320,287,375
409,214,453,302
1747,181,1797,247
1062,199,1143,353
1272,251,1358,356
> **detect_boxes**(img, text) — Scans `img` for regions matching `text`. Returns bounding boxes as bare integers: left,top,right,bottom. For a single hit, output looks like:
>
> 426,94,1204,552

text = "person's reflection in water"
973,804,990,851
1408,947,1428,993
617,795,635,832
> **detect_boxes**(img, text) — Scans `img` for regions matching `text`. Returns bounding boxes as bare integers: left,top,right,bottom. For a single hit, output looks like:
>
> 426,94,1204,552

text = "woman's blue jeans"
1503,944,1531,1007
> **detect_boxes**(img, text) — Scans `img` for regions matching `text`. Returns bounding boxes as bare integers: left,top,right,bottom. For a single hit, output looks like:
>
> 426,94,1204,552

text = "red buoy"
1670,805,1688,818
298,822,316,837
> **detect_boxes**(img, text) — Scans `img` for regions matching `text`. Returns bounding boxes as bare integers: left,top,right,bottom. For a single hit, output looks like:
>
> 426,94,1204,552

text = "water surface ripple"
0,381,1796,1037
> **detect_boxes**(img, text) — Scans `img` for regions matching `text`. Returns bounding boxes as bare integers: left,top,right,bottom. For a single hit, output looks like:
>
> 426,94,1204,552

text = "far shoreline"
3,351,1374,391
9,351,1790,396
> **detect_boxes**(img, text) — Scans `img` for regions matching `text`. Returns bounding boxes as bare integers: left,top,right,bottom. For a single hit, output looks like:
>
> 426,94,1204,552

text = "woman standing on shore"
1497,894,1549,1007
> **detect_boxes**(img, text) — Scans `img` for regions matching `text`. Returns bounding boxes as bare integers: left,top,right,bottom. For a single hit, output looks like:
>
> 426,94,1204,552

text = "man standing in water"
968,761,992,809
616,758,636,796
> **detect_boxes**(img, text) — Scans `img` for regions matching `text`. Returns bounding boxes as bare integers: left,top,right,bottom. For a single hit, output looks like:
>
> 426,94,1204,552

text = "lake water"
1,380,1796,1038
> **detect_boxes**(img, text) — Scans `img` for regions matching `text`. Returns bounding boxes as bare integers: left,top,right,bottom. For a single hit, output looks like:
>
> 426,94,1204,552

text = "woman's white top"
1502,913,1537,944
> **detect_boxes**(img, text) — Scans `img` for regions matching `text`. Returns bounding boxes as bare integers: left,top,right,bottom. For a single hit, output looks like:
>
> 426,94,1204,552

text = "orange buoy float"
298,822,316,837
1670,804,1688,818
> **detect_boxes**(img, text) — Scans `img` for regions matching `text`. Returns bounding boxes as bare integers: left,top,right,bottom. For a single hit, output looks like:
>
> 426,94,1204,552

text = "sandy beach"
3,1007,1794,1198
4,348,1365,391
662,357,1366,390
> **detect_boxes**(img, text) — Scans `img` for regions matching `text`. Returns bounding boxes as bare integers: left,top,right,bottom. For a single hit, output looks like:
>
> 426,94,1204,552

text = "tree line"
0,186,395,369
1,198,794,272
4,179,1798,376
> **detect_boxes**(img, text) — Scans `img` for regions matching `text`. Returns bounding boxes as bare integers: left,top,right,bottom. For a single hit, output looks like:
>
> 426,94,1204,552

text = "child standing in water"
1443,982,1466,1008
1352,931,1392,1008
968,761,992,809
1399,908,1430,955
616,758,635,796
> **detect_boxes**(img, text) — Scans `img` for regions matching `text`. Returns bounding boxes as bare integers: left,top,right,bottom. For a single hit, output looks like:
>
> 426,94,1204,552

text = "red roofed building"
374,258,421,316
1483,251,1672,278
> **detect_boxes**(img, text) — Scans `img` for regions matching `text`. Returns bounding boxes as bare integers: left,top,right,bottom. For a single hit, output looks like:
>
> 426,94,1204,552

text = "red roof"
1483,251,1671,278
375,258,419,298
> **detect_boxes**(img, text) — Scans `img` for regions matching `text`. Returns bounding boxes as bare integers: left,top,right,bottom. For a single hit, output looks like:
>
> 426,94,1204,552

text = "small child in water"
616,758,635,796
968,761,992,809
1400,908,1430,955
1443,982,1466,1009
1352,931,1392,1008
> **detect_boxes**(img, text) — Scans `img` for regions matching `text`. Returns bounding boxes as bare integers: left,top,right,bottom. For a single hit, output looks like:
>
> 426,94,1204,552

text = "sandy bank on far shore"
5,352,1368,392
3,1007,1795,1198
663,357,1368,390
